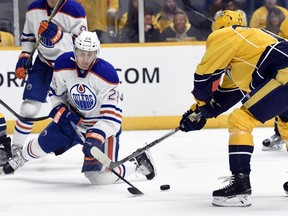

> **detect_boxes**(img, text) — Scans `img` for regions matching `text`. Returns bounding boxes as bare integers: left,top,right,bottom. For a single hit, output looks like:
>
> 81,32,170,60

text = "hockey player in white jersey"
12,0,87,158
2,31,156,184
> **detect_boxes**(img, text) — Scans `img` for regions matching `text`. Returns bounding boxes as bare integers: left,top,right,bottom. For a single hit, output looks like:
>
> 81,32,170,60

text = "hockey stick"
90,112,202,169
70,122,144,196
91,127,180,170
0,99,49,122
25,0,63,68
181,0,214,22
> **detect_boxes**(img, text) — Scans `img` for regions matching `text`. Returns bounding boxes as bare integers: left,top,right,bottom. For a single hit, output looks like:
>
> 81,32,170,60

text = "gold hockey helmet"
212,10,245,31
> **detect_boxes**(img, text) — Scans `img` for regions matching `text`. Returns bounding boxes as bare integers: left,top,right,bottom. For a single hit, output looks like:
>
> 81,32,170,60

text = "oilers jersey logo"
70,84,96,110
40,37,54,48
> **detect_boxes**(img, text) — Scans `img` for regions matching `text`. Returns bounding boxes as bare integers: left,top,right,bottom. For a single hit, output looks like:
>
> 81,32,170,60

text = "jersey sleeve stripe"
101,116,121,124
100,110,122,118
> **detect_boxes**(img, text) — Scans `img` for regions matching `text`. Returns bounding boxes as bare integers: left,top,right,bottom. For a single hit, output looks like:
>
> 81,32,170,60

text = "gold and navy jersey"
193,25,288,102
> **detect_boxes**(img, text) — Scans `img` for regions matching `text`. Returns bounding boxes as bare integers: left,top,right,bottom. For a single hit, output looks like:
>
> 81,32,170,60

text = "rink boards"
0,43,273,132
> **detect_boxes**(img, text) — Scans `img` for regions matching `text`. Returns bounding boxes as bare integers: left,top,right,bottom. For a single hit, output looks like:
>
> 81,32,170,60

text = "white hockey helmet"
74,31,100,70
75,31,100,53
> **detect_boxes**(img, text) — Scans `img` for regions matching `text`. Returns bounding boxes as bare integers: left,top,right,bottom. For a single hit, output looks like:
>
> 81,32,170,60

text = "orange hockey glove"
15,52,32,79
38,21,63,46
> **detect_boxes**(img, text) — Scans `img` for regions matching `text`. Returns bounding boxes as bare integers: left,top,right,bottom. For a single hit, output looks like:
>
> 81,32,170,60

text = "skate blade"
262,145,283,151
212,194,251,207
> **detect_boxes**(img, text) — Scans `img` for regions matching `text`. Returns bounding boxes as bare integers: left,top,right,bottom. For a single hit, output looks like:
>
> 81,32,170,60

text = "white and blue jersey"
21,0,87,66
50,51,122,140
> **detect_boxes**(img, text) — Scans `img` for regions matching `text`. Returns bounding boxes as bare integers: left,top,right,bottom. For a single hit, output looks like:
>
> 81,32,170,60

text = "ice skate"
2,145,27,174
283,181,288,195
0,136,12,166
132,150,156,180
262,134,285,151
212,173,252,207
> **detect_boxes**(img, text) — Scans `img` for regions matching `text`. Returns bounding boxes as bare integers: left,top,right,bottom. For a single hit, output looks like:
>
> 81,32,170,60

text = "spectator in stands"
234,0,249,9
0,28,14,47
144,8,160,42
76,0,119,43
118,0,139,43
249,0,288,29
279,18,288,38
214,0,248,26
119,0,160,43
207,0,222,18
181,0,213,41
266,7,285,34
160,10,199,42
153,0,184,33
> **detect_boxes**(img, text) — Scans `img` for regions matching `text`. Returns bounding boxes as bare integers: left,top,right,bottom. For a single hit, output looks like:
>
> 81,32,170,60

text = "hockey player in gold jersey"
180,10,288,207
262,18,288,150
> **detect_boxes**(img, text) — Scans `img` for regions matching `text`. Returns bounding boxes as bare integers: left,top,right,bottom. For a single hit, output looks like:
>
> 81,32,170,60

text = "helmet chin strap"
70,56,97,72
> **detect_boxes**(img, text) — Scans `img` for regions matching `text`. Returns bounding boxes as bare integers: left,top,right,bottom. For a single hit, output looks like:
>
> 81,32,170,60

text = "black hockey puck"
160,184,170,191
283,181,288,194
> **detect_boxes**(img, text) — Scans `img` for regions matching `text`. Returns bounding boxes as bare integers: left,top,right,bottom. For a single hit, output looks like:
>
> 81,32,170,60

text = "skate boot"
212,173,252,207
0,136,12,166
283,181,288,195
262,134,285,151
133,150,156,180
3,145,27,174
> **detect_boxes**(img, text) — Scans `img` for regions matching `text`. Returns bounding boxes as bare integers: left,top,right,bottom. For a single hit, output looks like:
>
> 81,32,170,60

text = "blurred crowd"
1,0,288,45
74,0,288,43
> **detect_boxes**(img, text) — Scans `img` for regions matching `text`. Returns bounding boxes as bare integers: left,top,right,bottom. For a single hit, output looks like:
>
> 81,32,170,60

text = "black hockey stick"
90,112,202,169
0,99,49,122
70,122,144,196
26,0,63,67
91,127,180,170
181,0,214,22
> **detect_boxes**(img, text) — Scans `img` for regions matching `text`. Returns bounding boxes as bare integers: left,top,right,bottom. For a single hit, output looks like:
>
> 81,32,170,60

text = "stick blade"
90,147,112,168
127,187,144,196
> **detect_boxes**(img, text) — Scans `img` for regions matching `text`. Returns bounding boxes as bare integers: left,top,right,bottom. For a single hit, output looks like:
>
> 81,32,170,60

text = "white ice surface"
1,127,288,216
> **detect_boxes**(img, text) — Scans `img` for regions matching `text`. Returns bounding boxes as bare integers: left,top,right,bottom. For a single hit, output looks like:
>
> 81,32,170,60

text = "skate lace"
8,155,25,170
8,149,26,170
136,160,152,175
217,175,235,189
270,134,280,142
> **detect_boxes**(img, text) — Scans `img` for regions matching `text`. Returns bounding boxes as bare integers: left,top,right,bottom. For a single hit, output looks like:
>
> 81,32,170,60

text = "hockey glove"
196,98,222,118
81,129,106,172
82,129,106,158
82,156,103,172
38,21,63,46
15,52,32,79
49,104,82,126
179,104,206,132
